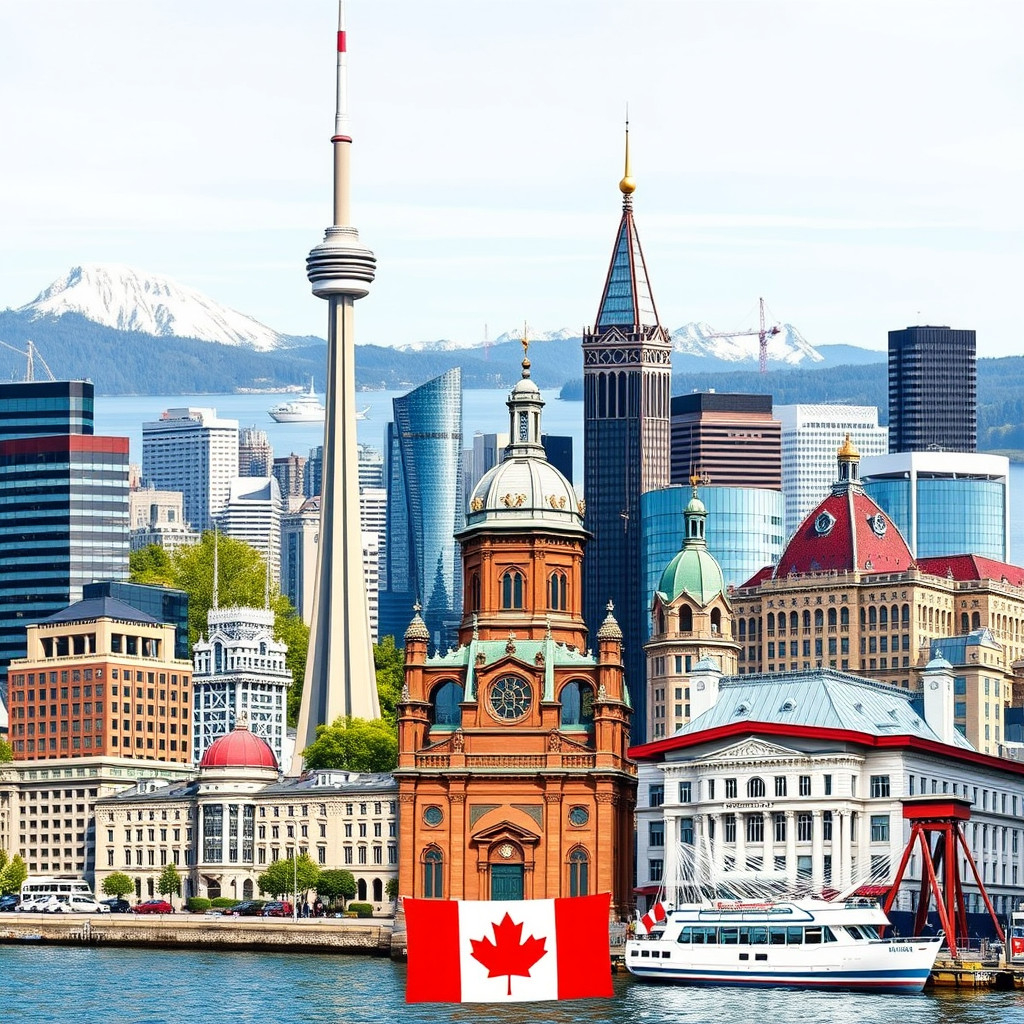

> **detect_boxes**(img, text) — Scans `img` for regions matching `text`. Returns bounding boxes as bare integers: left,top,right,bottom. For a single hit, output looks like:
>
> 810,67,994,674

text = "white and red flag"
639,899,666,934
404,893,613,1003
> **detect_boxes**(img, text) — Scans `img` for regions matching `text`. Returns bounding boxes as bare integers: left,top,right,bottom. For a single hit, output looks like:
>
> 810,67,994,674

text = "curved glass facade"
640,486,785,641
864,476,1007,560
384,369,463,648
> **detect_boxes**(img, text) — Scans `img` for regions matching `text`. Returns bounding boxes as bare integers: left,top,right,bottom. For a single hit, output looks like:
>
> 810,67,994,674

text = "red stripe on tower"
337,30,346,52
554,893,613,999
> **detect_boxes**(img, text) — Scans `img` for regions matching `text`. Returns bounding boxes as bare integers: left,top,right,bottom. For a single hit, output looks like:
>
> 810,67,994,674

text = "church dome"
658,545,726,607
199,719,278,772
775,439,913,577
459,355,586,540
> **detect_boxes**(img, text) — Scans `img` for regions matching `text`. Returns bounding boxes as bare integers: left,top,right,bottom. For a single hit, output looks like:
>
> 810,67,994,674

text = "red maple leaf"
469,912,548,996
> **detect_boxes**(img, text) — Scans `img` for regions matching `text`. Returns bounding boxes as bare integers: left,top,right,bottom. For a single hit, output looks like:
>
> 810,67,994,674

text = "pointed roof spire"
594,117,660,332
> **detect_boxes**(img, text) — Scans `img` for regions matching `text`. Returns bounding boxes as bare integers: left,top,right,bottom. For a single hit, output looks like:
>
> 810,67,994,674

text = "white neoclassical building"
633,656,1024,923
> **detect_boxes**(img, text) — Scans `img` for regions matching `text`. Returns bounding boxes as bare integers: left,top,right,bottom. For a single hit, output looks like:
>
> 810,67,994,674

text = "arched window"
790,612,799,632
502,570,525,610
655,608,666,635
827,608,836,627
869,607,877,628
767,612,775,634
961,612,969,633
469,573,481,612
748,777,766,798
242,879,254,899
357,877,367,901
902,604,910,625
569,848,589,898
972,611,981,630
802,610,811,630
560,681,595,728
430,681,464,728
214,642,224,673
680,606,693,632
814,609,823,628
549,571,567,611
373,878,383,902
748,617,756,638
840,608,849,627
739,619,747,640
778,614,786,636
891,605,899,628
712,609,723,634
424,848,443,899
879,606,888,628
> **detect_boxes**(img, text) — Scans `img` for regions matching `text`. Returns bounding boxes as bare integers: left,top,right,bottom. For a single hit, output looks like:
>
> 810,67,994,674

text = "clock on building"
488,675,532,721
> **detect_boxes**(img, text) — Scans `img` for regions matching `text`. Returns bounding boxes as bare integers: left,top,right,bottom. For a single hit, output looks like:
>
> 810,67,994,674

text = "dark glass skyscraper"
0,380,94,439
888,326,976,453
0,433,129,700
582,133,672,745
381,369,463,648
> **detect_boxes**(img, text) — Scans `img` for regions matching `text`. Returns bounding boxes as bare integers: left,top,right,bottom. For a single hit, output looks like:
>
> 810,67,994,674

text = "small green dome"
685,495,706,515
658,545,725,607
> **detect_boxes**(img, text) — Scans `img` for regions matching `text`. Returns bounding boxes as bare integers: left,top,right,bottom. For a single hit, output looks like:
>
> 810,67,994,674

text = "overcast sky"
1,1,1021,356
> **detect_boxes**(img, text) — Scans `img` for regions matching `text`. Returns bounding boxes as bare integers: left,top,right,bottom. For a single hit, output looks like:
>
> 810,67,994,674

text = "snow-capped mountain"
396,327,580,353
669,321,823,366
19,264,290,352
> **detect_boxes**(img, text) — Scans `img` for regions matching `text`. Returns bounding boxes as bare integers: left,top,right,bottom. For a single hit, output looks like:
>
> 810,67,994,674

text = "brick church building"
395,354,637,917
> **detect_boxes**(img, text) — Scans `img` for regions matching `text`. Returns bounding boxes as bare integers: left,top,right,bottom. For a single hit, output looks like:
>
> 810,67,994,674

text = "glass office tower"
381,369,463,648
83,581,190,661
0,380,94,439
640,485,785,644
861,452,1009,560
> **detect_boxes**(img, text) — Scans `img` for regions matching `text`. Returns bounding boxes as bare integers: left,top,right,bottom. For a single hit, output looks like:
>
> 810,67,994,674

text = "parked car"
131,899,174,914
261,901,294,918
0,894,20,912
50,895,111,914
15,895,49,912
100,898,132,914
223,900,265,917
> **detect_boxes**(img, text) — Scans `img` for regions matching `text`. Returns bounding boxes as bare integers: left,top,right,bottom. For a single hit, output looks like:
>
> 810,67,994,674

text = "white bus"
20,877,93,905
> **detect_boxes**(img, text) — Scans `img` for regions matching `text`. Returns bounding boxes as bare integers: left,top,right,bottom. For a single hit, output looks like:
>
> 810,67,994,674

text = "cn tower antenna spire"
294,0,380,773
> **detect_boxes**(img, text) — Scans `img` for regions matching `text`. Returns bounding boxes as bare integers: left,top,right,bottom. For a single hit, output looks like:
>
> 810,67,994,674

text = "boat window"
786,926,804,944
824,927,837,943
861,925,880,939
719,927,739,945
805,928,823,944
769,927,787,945
677,927,691,943
748,927,768,945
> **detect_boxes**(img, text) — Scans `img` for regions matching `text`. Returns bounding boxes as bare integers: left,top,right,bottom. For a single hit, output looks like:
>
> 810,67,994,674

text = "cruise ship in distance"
268,379,368,423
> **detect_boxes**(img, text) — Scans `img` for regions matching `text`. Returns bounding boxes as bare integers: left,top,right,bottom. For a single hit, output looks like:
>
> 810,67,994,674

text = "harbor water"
4,945,1023,1024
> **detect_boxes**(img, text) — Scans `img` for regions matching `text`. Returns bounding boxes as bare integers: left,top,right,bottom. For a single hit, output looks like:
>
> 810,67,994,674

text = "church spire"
594,119,660,332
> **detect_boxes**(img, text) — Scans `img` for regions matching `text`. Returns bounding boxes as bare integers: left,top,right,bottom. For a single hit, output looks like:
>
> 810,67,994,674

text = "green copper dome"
657,545,726,607
656,482,725,607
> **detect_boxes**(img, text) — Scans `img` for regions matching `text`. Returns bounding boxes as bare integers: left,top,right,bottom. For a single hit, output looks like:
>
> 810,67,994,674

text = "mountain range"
0,264,886,394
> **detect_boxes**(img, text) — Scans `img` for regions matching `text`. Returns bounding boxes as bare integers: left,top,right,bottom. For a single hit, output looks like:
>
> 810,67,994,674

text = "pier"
0,912,394,956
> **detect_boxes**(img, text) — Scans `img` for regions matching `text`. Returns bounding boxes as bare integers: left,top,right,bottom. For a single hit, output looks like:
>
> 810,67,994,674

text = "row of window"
650,774,890,807
467,570,571,612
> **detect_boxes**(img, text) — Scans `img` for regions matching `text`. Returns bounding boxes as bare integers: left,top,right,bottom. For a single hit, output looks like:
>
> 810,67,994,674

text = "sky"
0,1,1022,357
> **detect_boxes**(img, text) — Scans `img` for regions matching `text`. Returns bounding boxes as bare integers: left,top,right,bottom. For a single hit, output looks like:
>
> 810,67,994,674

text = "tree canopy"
157,863,182,900
101,872,135,899
130,533,309,717
314,869,356,909
258,853,320,899
0,850,27,896
302,716,399,773
0,736,12,763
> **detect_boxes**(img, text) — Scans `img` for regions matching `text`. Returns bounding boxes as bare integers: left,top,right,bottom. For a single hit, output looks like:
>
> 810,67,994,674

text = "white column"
735,813,746,872
836,811,849,889
811,810,824,891
712,814,724,878
786,811,798,886
663,813,679,905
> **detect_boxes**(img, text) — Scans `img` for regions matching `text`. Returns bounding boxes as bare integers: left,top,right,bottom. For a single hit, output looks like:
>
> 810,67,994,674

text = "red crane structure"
882,796,1004,958
704,297,781,373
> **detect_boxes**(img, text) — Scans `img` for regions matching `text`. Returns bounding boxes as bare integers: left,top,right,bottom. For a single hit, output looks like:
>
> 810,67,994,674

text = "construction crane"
0,339,56,381
705,297,781,373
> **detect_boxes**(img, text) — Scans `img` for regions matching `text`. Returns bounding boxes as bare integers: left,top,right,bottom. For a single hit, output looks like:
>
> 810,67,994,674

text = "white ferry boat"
626,896,943,993
268,379,369,423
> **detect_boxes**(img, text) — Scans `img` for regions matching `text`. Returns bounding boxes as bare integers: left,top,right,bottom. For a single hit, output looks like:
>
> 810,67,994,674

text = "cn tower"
293,1,380,772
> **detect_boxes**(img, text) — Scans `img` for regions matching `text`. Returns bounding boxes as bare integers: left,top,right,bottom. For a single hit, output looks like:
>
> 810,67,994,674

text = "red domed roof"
199,723,278,771
775,488,914,577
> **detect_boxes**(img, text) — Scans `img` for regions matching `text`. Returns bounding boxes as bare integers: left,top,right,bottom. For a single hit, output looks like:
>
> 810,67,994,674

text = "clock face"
422,805,443,827
868,512,888,537
814,511,836,537
489,675,532,721
568,806,590,827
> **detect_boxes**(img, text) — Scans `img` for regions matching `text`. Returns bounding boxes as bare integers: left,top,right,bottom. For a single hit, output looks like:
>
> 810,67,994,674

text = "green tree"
102,872,135,900
0,851,28,895
315,869,357,911
130,534,310,721
0,736,12,763
385,877,399,902
258,854,319,900
374,635,404,727
157,863,182,904
302,716,398,773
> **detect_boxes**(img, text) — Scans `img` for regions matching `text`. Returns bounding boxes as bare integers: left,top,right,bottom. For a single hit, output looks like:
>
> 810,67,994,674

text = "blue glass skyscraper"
381,369,463,648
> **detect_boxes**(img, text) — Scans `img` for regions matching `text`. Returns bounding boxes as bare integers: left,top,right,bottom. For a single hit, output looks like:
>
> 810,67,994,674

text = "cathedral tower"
582,124,672,746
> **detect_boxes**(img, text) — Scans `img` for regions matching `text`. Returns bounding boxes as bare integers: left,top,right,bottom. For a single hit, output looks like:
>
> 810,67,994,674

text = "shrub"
349,902,373,918
187,898,212,913
210,897,237,909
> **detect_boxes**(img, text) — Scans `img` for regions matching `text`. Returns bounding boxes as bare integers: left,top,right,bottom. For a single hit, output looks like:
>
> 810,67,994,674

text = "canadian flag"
639,900,666,934
404,893,613,1003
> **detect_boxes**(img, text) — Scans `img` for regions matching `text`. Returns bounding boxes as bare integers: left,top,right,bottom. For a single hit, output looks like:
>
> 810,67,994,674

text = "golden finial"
521,320,531,377
619,113,636,196
689,468,710,494
838,433,860,460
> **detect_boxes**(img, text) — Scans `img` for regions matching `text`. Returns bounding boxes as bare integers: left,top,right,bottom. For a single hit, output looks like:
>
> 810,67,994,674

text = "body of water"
3,945,1022,1024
